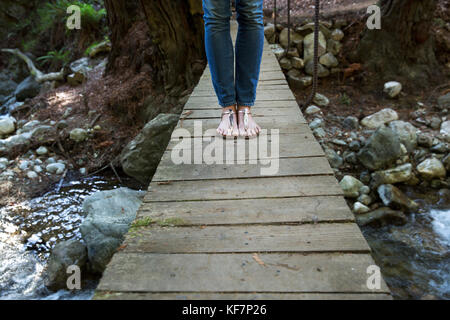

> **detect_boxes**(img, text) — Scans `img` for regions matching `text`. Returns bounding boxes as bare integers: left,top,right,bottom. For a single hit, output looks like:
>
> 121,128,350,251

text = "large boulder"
303,31,327,63
279,28,303,49
14,76,41,101
377,184,419,212
388,120,417,152
120,113,179,184
43,240,88,291
361,108,398,129
80,187,146,273
357,126,402,170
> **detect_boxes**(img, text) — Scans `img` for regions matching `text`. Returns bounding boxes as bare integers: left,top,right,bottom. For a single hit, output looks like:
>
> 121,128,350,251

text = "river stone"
0,132,32,155
356,207,407,227
313,93,329,106
80,188,146,273
69,128,88,142
383,81,402,98
14,76,41,102
305,60,330,78
271,44,285,60
388,120,417,152
357,194,372,206
339,175,363,198
286,47,300,58
313,127,326,138
343,116,359,130
416,158,446,179
324,147,343,168
417,133,433,148
377,184,419,212
279,28,303,49
331,28,344,41
287,70,312,89
36,146,48,155
305,105,321,115
46,163,65,174
291,57,304,69
303,31,327,63
44,240,88,291
361,108,399,128
279,57,292,70
309,118,323,130
0,116,16,135
120,113,179,184
440,121,450,142
437,92,450,109
353,202,370,214
357,126,402,170
371,163,413,187
327,39,342,55
319,52,339,68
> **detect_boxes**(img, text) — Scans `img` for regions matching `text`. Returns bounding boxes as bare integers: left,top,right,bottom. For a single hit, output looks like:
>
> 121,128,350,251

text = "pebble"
27,171,38,179
383,81,402,98
305,105,321,115
46,163,66,175
309,118,323,130
353,202,370,214
36,146,48,155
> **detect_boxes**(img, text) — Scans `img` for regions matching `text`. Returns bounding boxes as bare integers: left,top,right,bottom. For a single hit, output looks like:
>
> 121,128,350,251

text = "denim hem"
237,101,255,107
219,101,237,108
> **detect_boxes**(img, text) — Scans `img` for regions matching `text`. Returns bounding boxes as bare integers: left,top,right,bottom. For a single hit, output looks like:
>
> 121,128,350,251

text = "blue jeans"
202,0,264,107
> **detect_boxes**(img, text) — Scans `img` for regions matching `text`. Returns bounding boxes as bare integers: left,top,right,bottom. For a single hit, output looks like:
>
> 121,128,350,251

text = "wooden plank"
138,196,353,226
180,107,300,119
166,134,324,160
187,93,294,103
144,175,343,202
153,157,333,182
96,252,391,293
184,99,300,110
95,292,392,300
190,88,294,98
123,223,370,253
192,85,291,93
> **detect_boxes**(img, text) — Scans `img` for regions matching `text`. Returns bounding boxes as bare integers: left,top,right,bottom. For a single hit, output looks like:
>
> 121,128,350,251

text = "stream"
0,172,449,299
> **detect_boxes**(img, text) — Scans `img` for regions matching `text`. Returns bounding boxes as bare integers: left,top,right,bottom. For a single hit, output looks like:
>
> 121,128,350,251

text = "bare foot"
217,105,239,137
237,106,261,137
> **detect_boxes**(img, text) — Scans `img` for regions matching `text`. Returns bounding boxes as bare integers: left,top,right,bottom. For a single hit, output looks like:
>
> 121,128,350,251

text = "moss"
156,217,186,227
130,217,154,231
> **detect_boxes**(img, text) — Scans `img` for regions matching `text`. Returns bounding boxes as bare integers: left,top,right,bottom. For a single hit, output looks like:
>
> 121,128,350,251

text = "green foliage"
340,92,352,106
84,36,110,56
37,48,71,65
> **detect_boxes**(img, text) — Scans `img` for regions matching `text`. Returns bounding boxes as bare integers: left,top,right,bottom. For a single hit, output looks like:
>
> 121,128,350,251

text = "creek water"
0,172,448,299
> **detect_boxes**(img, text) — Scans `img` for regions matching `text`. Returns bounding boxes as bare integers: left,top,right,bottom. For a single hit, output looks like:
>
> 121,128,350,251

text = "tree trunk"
104,0,205,95
358,0,439,85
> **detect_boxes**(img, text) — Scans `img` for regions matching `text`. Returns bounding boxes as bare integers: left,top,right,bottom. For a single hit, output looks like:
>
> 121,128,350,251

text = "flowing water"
0,171,140,300
0,171,448,299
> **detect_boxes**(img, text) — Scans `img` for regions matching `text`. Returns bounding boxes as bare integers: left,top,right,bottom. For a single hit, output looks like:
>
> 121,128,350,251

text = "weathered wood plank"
96,252,390,293
166,133,324,160
144,175,343,202
180,107,300,119
184,99,301,110
123,223,370,253
139,196,352,225
153,156,333,182
95,292,392,300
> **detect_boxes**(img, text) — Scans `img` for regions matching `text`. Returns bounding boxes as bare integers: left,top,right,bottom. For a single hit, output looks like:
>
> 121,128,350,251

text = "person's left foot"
237,106,261,137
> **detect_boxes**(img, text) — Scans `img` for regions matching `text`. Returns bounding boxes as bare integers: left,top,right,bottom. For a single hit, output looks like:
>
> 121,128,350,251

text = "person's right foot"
217,105,239,137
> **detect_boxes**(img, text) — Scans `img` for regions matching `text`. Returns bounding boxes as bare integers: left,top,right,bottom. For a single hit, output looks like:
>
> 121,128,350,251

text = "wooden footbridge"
94,21,391,300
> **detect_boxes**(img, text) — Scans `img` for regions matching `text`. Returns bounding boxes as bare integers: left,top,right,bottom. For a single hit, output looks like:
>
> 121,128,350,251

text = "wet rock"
80,188,145,273
371,163,413,186
339,175,363,198
46,163,66,174
14,76,41,102
313,93,329,106
305,105,321,114
361,108,398,129
377,184,419,212
353,201,370,214
416,158,446,179
44,240,88,291
331,29,344,41
69,128,88,143
120,113,179,184
0,116,16,135
343,116,359,130
388,120,417,152
305,60,330,78
383,81,402,98
355,207,407,227
303,31,326,62
357,126,402,170
319,52,338,68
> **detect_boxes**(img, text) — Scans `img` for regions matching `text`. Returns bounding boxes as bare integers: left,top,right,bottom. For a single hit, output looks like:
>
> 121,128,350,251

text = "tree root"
1,48,64,83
